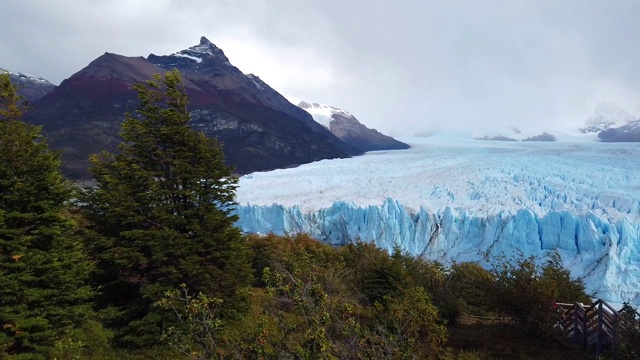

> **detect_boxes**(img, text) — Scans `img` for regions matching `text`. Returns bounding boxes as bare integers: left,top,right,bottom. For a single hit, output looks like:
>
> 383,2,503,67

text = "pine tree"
81,69,252,347
0,73,94,358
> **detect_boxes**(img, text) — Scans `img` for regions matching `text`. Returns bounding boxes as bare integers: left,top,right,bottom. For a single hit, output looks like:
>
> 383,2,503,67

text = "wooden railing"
556,299,640,356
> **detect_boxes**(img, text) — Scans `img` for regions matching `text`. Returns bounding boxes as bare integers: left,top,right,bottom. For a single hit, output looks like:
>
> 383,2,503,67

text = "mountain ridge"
21,37,378,179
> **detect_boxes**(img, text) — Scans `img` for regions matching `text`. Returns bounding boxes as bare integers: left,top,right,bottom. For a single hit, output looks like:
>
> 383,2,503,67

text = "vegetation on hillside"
0,73,94,358
0,71,637,359
79,69,252,347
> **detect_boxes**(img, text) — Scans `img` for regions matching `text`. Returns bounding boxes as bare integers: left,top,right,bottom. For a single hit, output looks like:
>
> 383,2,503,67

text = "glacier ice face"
235,135,640,306
236,200,640,305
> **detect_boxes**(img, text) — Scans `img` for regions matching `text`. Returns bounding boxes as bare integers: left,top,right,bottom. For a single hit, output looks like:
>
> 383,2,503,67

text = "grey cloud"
1,0,639,135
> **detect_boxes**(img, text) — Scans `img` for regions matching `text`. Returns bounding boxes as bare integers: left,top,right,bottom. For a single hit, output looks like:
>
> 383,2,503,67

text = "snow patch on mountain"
245,74,265,91
295,100,353,128
162,36,231,66
582,102,636,133
172,53,202,63
1,68,52,85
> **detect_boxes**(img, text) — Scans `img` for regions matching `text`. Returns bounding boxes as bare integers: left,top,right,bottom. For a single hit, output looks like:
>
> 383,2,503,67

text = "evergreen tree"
0,73,94,358
81,69,252,347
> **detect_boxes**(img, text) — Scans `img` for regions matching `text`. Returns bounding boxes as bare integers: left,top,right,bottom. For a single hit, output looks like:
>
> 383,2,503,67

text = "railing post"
573,303,580,346
582,303,588,349
611,310,618,360
596,301,603,356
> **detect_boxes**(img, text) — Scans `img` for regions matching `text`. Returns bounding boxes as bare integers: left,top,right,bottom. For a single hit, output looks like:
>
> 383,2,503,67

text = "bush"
490,251,589,337
613,302,640,360
444,262,495,321
340,242,411,306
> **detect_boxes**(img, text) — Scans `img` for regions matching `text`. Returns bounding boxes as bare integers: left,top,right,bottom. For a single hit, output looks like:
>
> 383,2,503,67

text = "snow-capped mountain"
296,101,353,128
1,68,56,102
295,100,409,152
159,36,231,66
24,36,357,179
599,119,640,142
235,134,640,306
581,102,636,134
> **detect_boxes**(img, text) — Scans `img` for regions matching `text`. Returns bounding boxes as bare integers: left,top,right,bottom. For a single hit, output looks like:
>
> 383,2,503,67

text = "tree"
0,72,25,122
372,287,449,360
613,302,640,360
490,251,589,337
0,73,94,358
155,284,226,360
81,69,252,347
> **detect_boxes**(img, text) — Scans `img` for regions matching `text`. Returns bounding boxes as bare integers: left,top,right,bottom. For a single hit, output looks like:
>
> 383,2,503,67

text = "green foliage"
80,69,252,347
341,242,411,306
445,262,494,318
147,233,598,359
244,235,453,360
155,284,225,359
542,251,590,304
0,74,93,358
611,302,640,360
0,73,94,358
261,264,338,359
371,287,449,359
247,233,342,288
0,73,26,122
490,251,590,337
49,320,113,360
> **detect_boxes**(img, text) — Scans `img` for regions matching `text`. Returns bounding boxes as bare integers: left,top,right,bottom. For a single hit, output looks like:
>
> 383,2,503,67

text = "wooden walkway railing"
556,299,640,356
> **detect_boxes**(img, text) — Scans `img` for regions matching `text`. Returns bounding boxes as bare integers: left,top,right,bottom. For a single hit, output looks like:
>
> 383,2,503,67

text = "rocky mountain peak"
294,99,409,152
296,101,353,120
1,67,57,102
163,36,230,65
581,102,636,133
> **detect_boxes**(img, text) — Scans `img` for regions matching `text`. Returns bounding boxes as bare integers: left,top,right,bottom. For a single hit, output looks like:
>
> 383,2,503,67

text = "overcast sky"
2,0,640,135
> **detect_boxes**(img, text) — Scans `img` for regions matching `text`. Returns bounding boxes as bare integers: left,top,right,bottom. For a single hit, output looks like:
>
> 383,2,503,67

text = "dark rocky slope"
24,37,355,179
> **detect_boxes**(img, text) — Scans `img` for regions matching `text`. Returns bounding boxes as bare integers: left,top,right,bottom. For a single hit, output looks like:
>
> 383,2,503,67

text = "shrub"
490,251,589,337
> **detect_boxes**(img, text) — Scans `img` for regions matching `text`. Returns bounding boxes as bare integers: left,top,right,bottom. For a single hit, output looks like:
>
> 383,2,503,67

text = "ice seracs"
235,134,640,306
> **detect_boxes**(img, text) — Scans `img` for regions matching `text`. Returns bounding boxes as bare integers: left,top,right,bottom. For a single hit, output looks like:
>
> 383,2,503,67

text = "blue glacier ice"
235,135,640,306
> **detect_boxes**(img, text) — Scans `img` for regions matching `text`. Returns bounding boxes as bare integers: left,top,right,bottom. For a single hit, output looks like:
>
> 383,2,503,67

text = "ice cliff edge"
235,198,640,306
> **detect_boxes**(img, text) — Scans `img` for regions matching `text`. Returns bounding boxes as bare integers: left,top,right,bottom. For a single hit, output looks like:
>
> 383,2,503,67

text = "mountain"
235,135,640,306
475,135,518,141
522,132,556,142
1,68,56,102
295,101,409,152
23,53,178,178
598,119,640,142
581,102,635,134
24,37,355,179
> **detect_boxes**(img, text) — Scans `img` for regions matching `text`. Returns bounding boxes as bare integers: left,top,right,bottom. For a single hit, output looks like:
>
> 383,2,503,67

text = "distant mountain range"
1,68,56,103
5,37,408,179
474,102,639,143
580,102,635,134
585,103,640,142
475,130,557,142
6,41,639,180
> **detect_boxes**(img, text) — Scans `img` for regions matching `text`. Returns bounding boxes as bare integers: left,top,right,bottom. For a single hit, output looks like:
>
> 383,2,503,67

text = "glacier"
235,134,640,306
